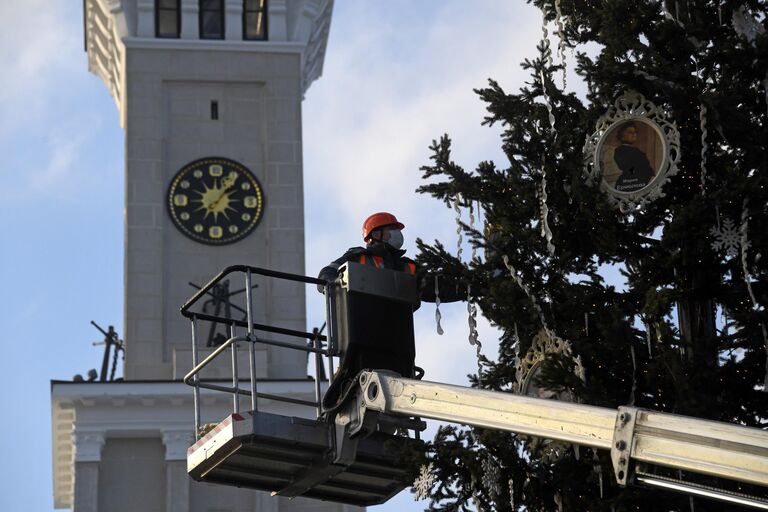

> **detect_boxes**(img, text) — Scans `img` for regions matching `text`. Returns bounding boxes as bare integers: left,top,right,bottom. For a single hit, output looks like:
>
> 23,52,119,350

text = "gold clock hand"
221,173,238,191
208,175,238,209
210,190,230,210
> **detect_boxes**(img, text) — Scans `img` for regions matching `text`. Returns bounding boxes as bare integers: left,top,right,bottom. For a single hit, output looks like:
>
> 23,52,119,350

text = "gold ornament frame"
583,91,681,212
513,329,585,463
513,329,585,395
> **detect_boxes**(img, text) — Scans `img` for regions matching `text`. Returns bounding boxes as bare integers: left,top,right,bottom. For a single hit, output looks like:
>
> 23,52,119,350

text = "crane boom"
182,265,768,509
342,370,768,509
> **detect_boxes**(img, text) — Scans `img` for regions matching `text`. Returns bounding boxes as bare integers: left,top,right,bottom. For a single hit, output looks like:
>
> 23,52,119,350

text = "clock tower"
87,0,333,380
51,1,342,511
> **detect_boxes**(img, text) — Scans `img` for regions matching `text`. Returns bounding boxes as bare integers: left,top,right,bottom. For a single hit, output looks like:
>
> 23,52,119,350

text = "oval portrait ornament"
513,329,586,463
167,157,265,245
583,91,680,212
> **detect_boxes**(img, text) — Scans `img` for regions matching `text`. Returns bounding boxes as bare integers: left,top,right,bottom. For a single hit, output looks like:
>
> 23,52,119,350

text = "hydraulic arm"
182,264,768,509
342,370,768,510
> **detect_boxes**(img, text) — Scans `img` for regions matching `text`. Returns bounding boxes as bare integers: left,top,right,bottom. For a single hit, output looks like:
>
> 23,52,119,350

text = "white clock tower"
50,1,348,511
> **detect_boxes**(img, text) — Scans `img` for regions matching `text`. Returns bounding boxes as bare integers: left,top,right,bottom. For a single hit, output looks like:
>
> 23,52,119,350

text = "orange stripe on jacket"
360,254,416,275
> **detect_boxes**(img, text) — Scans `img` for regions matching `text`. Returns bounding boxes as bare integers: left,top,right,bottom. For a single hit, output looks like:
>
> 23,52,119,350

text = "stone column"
136,0,155,37
72,430,105,512
74,463,100,512
225,0,243,40
163,429,193,512
268,0,288,41
181,0,200,39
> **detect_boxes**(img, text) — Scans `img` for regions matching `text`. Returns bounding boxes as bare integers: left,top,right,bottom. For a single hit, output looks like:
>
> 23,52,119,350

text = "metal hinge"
611,406,638,486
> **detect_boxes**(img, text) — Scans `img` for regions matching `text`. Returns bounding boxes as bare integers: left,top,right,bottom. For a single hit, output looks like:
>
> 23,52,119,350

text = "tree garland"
740,201,768,388
554,0,567,90
434,275,444,336
699,103,708,195
502,255,549,332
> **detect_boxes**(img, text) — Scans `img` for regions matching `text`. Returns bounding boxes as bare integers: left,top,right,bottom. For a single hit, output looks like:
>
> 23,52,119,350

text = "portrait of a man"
522,364,572,401
599,119,664,193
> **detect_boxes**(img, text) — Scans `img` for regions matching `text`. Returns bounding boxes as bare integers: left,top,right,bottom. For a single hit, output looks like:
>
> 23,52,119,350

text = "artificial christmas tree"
414,2,767,510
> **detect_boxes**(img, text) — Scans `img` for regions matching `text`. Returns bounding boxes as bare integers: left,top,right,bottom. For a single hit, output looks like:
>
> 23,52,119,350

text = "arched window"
156,0,181,38
200,0,225,40
243,0,268,40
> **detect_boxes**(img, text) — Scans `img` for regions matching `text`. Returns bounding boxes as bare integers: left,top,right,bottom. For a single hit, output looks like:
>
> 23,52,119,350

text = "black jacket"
318,242,415,284
318,242,463,303
614,144,654,192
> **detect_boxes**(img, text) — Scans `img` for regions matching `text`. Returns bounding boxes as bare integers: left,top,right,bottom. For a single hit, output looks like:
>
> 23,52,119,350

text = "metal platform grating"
187,410,421,506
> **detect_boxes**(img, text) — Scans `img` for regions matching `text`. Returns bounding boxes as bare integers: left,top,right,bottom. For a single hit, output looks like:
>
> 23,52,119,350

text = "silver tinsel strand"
644,319,653,357
584,312,589,336
718,1,722,25
740,201,768,389
699,103,708,195
539,69,557,137
539,14,557,137
741,202,758,307
464,200,483,379
541,11,554,69
453,194,463,262
502,255,549,331
662,1,685,28
593,452,604,498
510,323,522,375
467,284,482,383
434,275,444,335
539,176,555,255
538,15,556,257
554,0,567,90
469,201,477,261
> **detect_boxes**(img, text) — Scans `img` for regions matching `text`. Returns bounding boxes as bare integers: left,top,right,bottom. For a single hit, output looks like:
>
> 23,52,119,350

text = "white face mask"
386,229,404,249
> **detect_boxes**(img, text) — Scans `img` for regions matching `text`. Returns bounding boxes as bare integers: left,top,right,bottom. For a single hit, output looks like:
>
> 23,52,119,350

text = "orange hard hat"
362,212,405,241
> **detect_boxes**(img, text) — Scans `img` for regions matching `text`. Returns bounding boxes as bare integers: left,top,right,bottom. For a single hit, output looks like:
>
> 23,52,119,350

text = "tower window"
210,101,219,120
156,0,181,38
243,0,268,41
200,0,225,40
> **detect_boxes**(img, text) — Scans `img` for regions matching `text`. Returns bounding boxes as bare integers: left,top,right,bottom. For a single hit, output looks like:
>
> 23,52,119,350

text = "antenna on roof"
91,321,124,381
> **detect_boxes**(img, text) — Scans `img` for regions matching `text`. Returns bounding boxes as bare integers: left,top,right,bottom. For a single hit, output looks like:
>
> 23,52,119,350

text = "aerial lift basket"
181,264,425,506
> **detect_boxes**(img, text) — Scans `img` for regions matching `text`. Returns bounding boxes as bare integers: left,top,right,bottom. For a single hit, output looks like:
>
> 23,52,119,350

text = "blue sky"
0,1,546,510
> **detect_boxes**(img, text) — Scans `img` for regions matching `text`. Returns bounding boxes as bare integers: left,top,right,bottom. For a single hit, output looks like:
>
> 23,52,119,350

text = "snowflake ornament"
413,463,436,501
710,218,747,258
732,5,765,45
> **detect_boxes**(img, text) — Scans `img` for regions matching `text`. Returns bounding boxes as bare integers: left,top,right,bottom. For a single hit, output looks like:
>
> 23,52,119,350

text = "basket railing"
180,265,336,438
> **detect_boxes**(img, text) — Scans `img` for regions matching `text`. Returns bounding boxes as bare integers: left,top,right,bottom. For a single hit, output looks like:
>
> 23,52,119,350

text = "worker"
318,212,462,412
318,212,416,287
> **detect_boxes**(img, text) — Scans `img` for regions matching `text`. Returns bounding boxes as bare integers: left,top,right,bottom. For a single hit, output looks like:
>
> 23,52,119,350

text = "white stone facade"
84,0,332,126
123,46,310,380
52,381,355,511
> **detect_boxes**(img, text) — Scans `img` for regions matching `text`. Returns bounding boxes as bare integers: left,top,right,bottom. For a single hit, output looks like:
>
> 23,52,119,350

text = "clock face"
167,157,265,245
